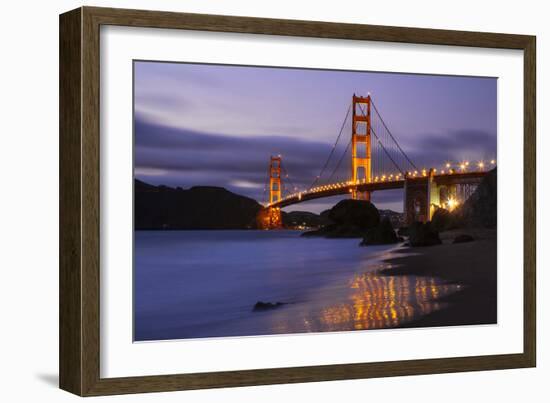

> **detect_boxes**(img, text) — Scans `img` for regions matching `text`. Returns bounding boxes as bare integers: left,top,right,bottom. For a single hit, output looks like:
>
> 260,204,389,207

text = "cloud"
134,115,340,201
407,129,497,168
230,180,263,189
135,116,495,213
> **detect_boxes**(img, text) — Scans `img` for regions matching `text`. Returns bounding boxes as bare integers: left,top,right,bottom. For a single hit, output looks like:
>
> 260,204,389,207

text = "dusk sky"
134,61,497,213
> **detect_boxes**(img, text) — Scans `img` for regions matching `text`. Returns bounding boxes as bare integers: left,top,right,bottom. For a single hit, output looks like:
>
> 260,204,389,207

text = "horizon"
134,61,497,213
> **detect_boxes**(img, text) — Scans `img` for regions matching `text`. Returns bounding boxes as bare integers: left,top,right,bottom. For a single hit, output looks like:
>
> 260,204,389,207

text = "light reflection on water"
320,272,460,331
269,269,461,334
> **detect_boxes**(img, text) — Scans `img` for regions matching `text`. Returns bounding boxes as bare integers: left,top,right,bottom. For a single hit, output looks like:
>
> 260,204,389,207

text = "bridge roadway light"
446,163,451,169
478,161,485,170
490,159,496,165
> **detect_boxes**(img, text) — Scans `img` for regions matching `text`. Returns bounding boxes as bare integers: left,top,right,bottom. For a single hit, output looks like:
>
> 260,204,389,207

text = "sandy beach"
382,228,497,328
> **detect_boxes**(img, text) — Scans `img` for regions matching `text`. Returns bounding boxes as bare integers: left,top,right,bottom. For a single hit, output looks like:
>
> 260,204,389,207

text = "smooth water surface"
134,230,460,341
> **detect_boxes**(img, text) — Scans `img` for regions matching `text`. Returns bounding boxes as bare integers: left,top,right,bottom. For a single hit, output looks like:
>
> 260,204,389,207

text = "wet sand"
381,228,497,328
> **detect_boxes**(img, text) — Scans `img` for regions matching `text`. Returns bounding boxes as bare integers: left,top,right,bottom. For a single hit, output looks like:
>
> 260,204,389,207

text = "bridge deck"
268,171,487,209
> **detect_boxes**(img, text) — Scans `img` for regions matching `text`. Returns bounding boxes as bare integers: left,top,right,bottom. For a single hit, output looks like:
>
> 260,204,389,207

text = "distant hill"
135,180,262,230
379,209,405,228
282,210,331,229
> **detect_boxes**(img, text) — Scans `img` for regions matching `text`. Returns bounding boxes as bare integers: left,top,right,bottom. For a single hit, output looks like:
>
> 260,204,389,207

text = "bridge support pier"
256,207,283,230
404,170,483,225
403,171,472,225
404,170,441,225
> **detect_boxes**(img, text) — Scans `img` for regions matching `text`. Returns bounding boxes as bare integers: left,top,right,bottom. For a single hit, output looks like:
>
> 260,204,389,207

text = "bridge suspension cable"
262,161,271,204
281,163,299,197
352,99,418,179
370,125,406,175
370,98,418,173
309,103,352,189
327,138,351,182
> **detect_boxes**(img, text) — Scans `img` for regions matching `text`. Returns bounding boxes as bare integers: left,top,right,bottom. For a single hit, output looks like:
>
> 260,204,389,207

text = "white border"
100,25,524,378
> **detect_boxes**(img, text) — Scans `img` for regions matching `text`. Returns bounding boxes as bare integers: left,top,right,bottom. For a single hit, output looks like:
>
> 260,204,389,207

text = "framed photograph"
59,6,536,396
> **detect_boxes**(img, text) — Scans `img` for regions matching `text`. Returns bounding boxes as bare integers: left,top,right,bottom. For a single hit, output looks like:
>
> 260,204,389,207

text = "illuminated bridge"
259,94,494,228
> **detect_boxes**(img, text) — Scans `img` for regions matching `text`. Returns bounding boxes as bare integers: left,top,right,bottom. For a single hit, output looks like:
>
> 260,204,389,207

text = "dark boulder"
320,209,332,224
453,234,475,244
409,221,442,247
360,218,400,246
253,301,286,311
329,199,380,227
302,199,380,238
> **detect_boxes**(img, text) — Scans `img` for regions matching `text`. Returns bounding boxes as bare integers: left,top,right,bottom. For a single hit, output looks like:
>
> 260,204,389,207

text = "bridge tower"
269,155,282,204
257,155,283,229
351,94,372,200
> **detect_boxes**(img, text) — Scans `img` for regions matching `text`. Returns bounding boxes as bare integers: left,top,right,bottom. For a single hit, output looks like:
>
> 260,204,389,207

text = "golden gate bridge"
259,94,495,229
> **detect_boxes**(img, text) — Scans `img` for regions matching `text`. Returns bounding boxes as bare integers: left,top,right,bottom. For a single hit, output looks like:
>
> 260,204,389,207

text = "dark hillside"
135,180,262,229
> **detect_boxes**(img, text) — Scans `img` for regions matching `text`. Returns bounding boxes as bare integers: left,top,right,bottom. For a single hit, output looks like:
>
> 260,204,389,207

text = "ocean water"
134,230,459,341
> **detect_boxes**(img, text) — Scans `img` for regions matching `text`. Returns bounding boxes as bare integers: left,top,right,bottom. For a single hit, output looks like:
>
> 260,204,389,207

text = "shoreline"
381,228,497,328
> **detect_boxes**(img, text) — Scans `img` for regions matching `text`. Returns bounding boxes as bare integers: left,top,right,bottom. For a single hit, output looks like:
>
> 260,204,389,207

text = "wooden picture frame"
59,6,536,396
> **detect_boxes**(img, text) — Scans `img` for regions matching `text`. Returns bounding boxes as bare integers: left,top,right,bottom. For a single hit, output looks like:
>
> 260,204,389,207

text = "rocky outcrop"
454,168,497,228
329,199,380,227
302,199,380,238
408,222,442,247
134,179,262,229
360,217,400,246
